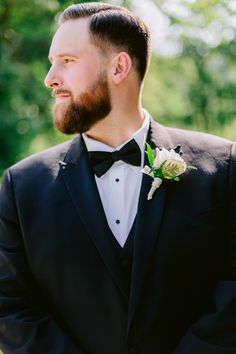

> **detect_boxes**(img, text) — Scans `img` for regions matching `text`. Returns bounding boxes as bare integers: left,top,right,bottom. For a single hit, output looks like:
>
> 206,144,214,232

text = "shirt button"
116,219,120,224
115,178,120,182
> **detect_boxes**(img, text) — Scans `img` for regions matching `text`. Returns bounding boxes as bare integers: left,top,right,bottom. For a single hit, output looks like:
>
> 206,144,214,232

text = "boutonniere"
142,143,197,200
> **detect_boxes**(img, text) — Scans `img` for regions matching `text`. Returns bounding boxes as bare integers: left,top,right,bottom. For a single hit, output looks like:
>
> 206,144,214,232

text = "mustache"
52,89,72,98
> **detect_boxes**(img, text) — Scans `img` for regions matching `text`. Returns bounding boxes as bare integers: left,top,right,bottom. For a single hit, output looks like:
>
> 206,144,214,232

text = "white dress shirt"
83,111,149,247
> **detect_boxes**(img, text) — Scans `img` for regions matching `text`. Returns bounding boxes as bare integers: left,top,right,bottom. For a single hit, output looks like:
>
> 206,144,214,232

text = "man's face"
44,18,111,134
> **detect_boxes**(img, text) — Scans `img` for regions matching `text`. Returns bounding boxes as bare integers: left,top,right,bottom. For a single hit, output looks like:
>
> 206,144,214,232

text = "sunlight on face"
45,18,112,133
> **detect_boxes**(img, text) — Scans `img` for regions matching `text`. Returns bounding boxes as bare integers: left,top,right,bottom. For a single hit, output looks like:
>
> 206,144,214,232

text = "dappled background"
1,0,236,177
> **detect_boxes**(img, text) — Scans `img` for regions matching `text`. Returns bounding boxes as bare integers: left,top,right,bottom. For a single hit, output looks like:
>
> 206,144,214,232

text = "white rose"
152,147,186,177
153,148,182,167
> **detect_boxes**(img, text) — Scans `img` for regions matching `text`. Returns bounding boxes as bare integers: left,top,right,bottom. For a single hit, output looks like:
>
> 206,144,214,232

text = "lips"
54,94,71,102
52,90,71,101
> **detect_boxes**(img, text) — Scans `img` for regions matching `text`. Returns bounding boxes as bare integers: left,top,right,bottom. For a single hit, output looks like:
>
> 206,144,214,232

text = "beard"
52,72,111,134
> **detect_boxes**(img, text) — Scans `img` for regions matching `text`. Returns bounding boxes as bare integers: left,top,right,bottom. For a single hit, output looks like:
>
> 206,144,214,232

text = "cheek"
78,56,102,83
64,50,103,92
67,66,99,91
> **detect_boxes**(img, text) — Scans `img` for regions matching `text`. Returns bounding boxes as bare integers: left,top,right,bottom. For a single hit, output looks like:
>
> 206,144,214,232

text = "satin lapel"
60,135,127,298
128,119,174,329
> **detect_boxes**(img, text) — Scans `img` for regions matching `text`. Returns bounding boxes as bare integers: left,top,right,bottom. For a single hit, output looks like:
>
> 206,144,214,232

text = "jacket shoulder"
150,119,234,154
8,138,75,174
4,138,83,189
166,125,232,147
165,125,235,163
150,119,235,175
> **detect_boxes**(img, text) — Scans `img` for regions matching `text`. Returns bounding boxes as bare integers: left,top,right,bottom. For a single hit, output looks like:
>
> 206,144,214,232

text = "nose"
44,66,63,89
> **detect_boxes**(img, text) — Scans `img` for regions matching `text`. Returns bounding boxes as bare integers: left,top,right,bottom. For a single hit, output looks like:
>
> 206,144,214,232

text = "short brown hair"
58,2,151,81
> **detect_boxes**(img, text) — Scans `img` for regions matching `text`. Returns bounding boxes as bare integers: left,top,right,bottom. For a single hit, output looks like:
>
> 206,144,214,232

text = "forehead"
49,18,92,56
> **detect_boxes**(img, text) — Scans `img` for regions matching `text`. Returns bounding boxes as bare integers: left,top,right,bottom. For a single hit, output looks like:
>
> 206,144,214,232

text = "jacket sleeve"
0,169,85,354
173,142,236,354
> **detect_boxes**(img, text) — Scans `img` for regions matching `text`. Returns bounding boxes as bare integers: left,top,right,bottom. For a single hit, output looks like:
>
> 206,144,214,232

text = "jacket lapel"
60,135,127,298
128,119,175,329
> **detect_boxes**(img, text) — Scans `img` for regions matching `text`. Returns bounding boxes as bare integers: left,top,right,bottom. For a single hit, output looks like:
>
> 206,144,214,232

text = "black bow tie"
88,139,141,177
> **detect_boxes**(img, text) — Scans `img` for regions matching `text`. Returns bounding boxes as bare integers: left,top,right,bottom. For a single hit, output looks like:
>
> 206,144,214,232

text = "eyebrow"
48,53,79,62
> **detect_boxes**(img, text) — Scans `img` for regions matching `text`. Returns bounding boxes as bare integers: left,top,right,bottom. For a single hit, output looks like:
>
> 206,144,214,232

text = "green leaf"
173,176,180,181
146,142,154,166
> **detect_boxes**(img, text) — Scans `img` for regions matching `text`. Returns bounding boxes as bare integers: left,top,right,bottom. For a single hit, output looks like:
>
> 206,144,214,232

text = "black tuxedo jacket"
0,119,236,354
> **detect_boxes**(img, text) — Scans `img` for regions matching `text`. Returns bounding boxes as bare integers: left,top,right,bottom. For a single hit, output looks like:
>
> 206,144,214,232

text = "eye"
63,58,74,64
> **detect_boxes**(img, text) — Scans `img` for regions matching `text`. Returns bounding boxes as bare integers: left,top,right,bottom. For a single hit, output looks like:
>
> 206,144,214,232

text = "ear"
111,52,132,85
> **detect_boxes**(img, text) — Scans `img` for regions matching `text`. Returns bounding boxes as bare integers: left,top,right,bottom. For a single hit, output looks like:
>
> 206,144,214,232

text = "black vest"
110,220,136,296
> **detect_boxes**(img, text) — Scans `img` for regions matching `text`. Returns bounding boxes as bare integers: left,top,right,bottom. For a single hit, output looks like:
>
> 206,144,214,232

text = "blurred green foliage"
143,0,236,138
1,0,236,178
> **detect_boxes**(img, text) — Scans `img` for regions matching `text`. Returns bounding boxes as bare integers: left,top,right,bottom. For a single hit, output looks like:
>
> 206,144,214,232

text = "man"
0,2,236,354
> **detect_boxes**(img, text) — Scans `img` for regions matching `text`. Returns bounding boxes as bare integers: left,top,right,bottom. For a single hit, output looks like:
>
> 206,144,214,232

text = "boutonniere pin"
142,143,197,200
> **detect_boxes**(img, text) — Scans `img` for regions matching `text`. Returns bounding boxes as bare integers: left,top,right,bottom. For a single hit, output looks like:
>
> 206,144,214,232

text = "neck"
85,104,145,148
